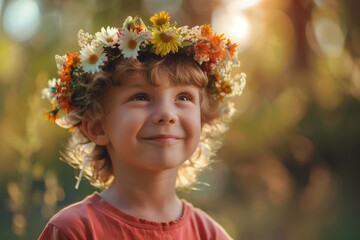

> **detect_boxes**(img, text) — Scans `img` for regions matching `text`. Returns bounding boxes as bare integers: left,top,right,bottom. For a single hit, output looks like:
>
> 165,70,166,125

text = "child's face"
101,73,202,173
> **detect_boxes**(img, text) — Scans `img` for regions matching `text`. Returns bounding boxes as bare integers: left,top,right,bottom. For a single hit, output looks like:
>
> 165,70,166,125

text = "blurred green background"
1,0,360,239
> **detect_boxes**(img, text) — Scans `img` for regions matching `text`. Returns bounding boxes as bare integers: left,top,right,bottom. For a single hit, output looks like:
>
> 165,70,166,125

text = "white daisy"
95,26,119,47
118,30,141,59
79,44,107,73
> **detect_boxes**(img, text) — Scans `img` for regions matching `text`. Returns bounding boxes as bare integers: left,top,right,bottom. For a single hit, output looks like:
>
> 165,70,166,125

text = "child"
39,11,246,239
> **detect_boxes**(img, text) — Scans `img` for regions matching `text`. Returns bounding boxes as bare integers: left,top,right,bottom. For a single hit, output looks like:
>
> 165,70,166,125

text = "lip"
141,134,182,144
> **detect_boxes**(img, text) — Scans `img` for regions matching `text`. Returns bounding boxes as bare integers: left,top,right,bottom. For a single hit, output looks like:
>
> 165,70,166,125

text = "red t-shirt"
38,193,232,239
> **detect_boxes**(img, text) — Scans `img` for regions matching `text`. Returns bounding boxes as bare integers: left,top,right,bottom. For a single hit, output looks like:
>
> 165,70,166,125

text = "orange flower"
45,109,58,122
227,40,238,58
221,82,231,94
61,65,72,76
58,96,73,113
209,34,225,61
201,24,212,38
195,40,210,56
133,24,143,32
66,52,80,67
59,72,71,81
210,34,224,49
209,50,224,62
194,40,211,64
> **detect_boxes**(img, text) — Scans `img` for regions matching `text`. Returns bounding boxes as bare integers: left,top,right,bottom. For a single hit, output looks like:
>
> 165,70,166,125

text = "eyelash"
131,93,149,101
129,92,194,102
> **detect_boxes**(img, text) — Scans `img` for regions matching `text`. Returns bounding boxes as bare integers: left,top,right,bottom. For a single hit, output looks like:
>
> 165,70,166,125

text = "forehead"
119,74,202,92
111,57,208,88
119,70,187,88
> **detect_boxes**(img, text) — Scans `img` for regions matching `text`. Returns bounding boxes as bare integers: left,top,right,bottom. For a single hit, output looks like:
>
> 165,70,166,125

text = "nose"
152,102,177,125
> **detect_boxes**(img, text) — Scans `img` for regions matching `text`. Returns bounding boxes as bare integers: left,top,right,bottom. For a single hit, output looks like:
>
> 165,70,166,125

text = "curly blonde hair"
63,54,235,189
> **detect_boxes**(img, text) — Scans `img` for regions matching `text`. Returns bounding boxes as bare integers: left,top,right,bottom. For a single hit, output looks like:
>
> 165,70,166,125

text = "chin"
146,156,186,171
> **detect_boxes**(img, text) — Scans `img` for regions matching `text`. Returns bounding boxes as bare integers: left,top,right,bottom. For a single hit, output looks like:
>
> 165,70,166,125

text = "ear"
80,119,109,146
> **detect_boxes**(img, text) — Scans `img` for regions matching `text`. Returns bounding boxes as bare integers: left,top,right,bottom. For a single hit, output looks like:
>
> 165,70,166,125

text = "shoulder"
39,193,101,239
50,193,97,226
184,201,233,240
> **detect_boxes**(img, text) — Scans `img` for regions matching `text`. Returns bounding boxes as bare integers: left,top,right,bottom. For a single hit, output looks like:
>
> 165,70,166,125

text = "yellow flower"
151,27,182,57
150,11,170,27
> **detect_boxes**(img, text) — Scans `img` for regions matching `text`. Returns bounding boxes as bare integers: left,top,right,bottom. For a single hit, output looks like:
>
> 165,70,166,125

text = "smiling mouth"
141,135,182,143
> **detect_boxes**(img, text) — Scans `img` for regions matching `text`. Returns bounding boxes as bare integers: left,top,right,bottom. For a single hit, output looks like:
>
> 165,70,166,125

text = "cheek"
187,118,202,158
105,109,144,139
186,108,202,141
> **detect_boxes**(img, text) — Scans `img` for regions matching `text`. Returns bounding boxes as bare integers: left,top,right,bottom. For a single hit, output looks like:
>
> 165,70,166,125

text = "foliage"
0,0,359,239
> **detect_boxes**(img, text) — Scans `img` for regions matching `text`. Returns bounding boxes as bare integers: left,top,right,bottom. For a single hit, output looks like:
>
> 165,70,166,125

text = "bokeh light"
1,0,360,239
2,0,41,42
313,14,345,57
220,0,263,10
212,6,252,53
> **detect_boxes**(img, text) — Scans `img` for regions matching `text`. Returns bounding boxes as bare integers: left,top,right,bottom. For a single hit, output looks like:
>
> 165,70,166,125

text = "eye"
131,93,149,101
176,93,193,101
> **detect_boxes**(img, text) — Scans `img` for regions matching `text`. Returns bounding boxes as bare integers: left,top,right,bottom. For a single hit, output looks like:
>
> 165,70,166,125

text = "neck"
100,167,183,222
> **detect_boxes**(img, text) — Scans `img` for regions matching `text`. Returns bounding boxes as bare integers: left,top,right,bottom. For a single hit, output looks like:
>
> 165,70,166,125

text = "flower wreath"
41,11,246,129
